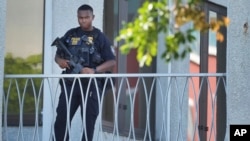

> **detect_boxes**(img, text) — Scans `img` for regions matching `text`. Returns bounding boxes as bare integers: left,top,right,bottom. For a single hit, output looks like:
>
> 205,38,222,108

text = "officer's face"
77,10,94,31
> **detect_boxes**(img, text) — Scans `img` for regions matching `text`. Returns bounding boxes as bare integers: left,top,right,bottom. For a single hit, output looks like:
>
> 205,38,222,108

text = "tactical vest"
61,27,103,71
57,27,115,90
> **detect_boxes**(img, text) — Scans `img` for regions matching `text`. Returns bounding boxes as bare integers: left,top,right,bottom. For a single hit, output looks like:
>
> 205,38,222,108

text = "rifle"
51,37,84,74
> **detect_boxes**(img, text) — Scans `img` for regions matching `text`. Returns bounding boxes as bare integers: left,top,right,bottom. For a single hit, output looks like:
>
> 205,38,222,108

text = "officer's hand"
57,58,70,69
80,67,95,74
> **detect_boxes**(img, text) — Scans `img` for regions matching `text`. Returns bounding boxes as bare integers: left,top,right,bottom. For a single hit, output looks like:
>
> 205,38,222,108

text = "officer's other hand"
80,67,95,74
57,58,70,69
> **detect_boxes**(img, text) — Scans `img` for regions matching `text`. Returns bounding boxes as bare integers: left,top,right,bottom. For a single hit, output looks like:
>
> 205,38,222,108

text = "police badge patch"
87,36,93,44
70,37,81,45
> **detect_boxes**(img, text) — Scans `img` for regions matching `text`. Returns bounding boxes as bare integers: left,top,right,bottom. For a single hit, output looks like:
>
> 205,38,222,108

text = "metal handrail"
2,73,227,141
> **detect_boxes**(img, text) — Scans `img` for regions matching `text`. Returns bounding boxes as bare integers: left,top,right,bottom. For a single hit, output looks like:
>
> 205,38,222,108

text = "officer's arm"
95,60,116,73
80,60,116,74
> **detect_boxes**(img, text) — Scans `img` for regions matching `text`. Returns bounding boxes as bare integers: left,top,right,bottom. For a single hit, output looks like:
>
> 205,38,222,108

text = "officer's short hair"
78,4,93,13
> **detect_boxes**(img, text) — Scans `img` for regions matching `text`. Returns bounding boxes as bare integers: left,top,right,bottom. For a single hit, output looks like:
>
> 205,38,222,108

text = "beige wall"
5,0,44,58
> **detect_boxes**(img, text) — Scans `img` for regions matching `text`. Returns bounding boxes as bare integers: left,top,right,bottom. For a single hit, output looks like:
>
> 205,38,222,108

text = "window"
103,0,156,139
4,0,44,126
189,1,227,140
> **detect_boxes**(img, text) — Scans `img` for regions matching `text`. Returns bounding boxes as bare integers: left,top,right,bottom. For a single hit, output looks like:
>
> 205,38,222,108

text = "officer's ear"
92,14,95,20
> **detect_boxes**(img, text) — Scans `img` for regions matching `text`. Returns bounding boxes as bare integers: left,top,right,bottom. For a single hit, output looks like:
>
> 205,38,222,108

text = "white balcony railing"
2,73,227,141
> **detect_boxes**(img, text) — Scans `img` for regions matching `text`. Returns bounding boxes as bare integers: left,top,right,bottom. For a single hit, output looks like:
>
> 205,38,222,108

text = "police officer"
53,4,116,141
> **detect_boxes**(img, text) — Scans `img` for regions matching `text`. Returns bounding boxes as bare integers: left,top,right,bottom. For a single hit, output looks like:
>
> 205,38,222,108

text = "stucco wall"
155,24,190,141
226,0,250,140
0,0,7,139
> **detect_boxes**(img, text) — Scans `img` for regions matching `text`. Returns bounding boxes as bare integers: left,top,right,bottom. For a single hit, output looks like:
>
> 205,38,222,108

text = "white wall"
226,0,250,140
155,8,190,141
0,0,7,139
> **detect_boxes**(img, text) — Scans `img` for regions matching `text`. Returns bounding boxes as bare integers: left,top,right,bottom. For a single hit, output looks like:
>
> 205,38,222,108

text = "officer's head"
77,4,95,31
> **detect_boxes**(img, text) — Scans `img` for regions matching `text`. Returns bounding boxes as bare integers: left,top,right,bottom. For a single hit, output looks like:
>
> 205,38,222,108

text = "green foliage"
116,0,229,67
4,53,43,114
5,53,42,74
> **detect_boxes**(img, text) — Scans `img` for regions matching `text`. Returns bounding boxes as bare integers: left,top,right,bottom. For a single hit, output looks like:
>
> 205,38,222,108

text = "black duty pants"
54,79,101,141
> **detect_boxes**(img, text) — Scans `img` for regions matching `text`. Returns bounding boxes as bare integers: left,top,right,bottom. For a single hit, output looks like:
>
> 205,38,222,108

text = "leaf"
116,0,229,67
